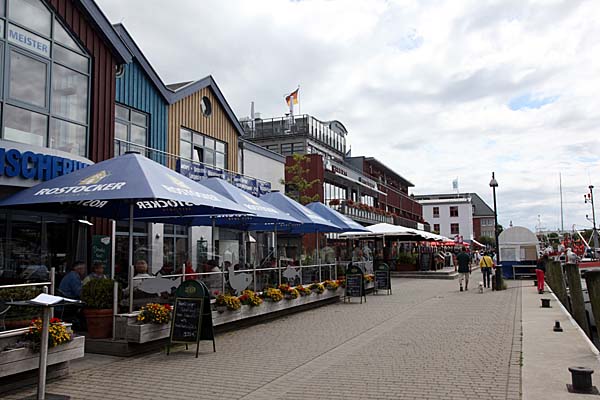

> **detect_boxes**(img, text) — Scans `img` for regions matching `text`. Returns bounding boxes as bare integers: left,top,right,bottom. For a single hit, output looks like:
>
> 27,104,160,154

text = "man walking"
479,252,494,289
457,247,471,291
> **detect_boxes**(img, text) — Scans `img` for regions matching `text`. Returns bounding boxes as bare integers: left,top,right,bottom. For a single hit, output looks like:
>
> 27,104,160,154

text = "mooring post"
564,263,591,337
585,270,600,340
546,261,569,311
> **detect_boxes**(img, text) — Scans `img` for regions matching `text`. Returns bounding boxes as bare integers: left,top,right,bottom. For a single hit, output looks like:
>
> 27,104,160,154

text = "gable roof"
113,23,171,101
75,0,132,64
166,75,245,136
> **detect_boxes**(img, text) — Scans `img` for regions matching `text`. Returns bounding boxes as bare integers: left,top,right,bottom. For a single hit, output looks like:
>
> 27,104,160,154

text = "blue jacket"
59,271,82,299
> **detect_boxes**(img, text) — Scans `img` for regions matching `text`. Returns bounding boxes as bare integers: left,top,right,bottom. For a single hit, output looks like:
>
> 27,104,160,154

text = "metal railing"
331,204,393,224
0,268,55,336
114,139,272,191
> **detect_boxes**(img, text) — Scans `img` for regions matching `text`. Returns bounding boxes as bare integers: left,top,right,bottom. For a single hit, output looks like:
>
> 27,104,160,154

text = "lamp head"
489,172,498,188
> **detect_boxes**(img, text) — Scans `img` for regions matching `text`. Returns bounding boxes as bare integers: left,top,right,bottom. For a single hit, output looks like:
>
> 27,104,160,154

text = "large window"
433,224,440,233
449,206,459,217
324,181,347,204
0,0,91,157
163,224,188,270
115,104,148,155
433,207,439,218
179,127,227,169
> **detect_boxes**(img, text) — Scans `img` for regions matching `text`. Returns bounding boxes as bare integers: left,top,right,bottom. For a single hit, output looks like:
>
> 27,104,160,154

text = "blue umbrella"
0,152,250,219
0,153,252,311
257,192,342,234
142,178,301,231
305,202,369,233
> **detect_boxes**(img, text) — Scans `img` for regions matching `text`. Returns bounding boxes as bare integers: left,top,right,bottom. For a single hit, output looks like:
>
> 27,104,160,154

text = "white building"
417,197,474,243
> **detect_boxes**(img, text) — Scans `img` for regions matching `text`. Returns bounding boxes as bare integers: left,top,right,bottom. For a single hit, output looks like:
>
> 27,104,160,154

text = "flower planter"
126,322,171,343
0,335,84,378
83,308,113,339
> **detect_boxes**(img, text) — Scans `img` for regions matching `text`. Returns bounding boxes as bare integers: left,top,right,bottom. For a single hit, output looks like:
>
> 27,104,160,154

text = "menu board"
170,298,203,343
346,274,363,298
375,271,390,291
420,253,431,271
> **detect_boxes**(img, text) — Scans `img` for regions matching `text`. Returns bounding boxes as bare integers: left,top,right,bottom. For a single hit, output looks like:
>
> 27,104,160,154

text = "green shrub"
81,279,117,309
396,252,417,265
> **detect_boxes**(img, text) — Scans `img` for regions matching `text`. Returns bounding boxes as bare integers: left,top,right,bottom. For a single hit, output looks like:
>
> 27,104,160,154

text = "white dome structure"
498,226,539,262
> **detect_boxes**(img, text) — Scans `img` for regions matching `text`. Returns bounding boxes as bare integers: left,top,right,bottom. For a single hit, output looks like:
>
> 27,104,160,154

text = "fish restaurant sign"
0,147,89,184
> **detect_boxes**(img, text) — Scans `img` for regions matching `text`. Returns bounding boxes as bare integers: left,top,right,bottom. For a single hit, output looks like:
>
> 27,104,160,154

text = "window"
433,224,440,232
115,220,149,284
1,1,91,157
450,223,460,235
114,104,148,155
179,128,227,169
293,142,304,154
324,182,347,204
450,206,459,217
433,207,439,218
163,224,188,270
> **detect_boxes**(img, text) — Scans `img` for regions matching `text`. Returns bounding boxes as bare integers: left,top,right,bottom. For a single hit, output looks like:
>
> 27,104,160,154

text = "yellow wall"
168,87,239,172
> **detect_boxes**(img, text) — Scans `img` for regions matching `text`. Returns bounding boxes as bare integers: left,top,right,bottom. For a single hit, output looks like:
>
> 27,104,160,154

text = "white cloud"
98,0,600,232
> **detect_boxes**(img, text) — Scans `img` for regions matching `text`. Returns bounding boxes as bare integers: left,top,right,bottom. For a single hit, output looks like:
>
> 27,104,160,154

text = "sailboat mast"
560,173,564,232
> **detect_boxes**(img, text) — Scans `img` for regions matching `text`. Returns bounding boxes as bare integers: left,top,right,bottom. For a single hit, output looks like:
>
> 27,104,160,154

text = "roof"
166,81,194,91
418,198,471,205
499,226,539,246
239,138,285,163
111,24,245,137
414,192,494,216
113,24,171,101
75,0,132,64
347,156,414,187
167,75,246,137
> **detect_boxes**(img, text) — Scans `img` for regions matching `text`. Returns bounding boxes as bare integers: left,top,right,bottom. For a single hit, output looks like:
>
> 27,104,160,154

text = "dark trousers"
482,267,492,288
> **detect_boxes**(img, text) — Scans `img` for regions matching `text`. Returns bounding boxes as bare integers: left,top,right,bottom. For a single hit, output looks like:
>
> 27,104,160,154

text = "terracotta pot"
83,309,113,339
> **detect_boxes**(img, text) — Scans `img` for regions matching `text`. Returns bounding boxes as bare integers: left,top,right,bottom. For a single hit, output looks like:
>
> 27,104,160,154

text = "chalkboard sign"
345,263,366,303
420,253,431,271
374,263,391,295
168,280,215,357
170,297,203,343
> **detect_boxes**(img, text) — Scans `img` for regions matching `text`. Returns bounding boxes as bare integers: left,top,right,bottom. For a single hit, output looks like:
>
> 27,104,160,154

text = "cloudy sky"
98,0,600,232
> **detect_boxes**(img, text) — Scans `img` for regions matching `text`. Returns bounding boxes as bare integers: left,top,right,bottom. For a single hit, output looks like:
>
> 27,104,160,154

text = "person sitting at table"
155,262,175,278
59,262,86,299
82,262,107,285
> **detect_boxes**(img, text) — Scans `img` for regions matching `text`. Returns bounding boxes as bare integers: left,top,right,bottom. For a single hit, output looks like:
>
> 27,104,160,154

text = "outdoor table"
8,294,82,400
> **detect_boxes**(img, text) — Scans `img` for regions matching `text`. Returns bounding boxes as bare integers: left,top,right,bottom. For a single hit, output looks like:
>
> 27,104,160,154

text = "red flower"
50,317,61,324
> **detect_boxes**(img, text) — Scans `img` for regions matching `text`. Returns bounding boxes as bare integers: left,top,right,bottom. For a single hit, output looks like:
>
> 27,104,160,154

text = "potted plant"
328,199,340,206
81,279,116,339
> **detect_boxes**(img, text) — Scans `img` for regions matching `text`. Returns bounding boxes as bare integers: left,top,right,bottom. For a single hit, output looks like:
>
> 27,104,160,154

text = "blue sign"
0,147,89,181
177,159,271,198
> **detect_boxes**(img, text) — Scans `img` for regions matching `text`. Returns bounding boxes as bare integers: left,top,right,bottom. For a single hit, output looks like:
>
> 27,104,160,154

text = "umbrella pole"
275,227,280,286
128,203,134,313
317,234,321,282
110,219,116,279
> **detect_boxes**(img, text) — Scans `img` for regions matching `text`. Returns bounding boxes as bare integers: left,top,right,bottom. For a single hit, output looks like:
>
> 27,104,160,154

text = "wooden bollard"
546,261,570,311
565,263,591,337
585,270,600,340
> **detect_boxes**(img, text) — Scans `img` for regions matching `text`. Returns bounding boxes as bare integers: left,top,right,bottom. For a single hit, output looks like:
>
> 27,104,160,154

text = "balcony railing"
114,139,272,196
331,204,393,224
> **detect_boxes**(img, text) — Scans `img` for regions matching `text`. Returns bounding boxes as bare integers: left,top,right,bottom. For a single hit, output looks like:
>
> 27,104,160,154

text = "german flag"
285,88,299,106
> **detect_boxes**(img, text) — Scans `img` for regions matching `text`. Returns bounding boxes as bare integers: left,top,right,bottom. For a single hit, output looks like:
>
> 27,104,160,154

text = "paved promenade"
6,271,522,400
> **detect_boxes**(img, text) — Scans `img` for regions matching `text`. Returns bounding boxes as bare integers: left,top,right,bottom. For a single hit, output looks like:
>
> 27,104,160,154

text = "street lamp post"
490,173,499,260
489,172,502,289
585,185,599,255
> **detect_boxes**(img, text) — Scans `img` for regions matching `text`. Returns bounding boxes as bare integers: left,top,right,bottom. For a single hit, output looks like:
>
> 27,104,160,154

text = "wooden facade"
116,62,168,157
168,87,239,172
47,0,120,164
47,0,125,235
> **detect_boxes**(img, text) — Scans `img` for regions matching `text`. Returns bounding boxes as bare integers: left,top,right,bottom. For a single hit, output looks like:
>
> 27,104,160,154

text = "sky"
97,0,600,233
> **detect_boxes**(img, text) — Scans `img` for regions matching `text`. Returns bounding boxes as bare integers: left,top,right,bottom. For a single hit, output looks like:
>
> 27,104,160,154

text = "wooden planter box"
0,335,84,378
115,288,344,343
114,314,171,343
